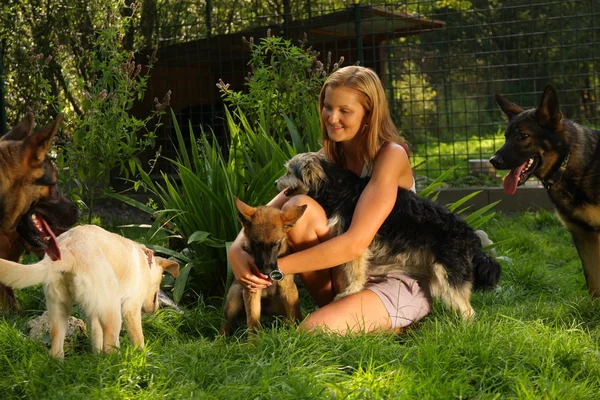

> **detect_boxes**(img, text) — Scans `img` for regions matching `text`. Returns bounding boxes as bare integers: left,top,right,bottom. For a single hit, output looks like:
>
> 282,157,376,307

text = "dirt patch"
89,198,153,226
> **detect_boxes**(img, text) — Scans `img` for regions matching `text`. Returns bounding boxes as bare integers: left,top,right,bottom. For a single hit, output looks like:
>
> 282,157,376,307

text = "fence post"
0,40,6,135
206,0,212,38
354,4,363,64
283,0,290,34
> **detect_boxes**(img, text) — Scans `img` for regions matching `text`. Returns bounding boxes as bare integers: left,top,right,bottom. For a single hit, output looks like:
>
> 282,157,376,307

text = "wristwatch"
269,263,285,281
269,269,284,281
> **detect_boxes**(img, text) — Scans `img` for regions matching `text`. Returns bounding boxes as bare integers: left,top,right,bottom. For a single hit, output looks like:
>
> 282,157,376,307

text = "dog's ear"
155,256,180,277
495,94,524,122
164,259,180,277
535,85,563,130
301,156,326,189
1,112,35,142
23,114,63,166
281,204,307,232
234,197,256,226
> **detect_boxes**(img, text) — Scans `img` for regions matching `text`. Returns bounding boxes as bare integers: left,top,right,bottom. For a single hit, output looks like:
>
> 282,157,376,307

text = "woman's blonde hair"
319,65,405,167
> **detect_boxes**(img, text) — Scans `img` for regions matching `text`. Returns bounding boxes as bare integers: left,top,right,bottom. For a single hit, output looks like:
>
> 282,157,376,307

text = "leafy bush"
216,31,344,150
29,6,168,222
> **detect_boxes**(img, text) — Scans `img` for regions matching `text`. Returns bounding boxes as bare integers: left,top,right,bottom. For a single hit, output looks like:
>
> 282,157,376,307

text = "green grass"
412,129,506,186
2,210,600,399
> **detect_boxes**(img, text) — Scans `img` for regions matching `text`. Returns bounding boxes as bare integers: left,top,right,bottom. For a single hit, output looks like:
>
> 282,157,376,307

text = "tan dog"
0,225,179,358
222,198,304,334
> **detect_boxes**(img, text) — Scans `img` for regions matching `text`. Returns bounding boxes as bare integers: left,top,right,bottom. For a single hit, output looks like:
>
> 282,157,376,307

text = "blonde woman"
228,65,431,333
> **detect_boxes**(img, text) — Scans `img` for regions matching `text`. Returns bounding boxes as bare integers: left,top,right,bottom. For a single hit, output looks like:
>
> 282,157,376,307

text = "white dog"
0,225,179,358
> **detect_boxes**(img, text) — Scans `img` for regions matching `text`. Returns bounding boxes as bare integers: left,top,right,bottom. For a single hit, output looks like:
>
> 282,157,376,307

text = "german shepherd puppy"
276,153,502,320
491,84,600,297
222,198,304,334
0,225,180,358
0,113,80,310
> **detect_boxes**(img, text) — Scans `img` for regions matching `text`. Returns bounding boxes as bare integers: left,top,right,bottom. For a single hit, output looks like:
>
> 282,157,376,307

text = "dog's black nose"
489,155,502,169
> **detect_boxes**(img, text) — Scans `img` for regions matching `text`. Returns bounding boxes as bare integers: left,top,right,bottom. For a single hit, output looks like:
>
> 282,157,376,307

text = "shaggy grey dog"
276,152,501,319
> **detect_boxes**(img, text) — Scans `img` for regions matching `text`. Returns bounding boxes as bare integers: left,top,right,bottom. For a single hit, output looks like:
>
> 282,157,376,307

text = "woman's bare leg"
283,195,394,333
299,289,392,334
283,195,334,307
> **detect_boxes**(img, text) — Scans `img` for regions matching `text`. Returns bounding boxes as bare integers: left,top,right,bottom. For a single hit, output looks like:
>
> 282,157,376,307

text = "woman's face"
321,86,367,144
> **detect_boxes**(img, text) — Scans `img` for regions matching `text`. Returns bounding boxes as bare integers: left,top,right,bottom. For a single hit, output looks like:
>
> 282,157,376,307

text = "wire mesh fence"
2,1,599,186
137,0,599,186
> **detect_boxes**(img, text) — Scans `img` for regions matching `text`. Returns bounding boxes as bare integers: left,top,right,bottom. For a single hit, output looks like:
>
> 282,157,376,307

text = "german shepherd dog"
491,84,600,297
0,225,180,358
222,198,304,334
0,113,80,309
276,153,502,320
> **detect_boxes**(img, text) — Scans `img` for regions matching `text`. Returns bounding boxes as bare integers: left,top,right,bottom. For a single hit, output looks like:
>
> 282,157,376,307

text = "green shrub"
29,6,167,222
216,31,344,150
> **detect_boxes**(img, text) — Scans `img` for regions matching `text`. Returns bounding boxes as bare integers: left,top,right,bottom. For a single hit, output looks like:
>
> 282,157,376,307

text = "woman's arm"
277,143,412,275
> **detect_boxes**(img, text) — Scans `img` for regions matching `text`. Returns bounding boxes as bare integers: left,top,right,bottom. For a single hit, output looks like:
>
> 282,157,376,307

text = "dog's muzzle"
489,154,504,170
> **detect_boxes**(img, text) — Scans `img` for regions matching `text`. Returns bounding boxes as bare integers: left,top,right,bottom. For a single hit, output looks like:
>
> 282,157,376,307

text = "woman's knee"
282,195,328,247
298,311,328,333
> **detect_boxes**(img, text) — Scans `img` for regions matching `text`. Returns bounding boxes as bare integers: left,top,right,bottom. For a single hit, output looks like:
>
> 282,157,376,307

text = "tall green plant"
216,31,344,150
117,107,293,301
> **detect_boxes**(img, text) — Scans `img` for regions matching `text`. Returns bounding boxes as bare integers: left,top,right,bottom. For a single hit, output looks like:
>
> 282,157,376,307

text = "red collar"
142,248,154,267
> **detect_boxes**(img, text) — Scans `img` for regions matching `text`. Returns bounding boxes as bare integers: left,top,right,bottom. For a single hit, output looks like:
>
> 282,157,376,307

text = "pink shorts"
365,273,432,329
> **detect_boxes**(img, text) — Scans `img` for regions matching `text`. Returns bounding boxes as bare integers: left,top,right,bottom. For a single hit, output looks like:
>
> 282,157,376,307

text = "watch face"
269,269,284,281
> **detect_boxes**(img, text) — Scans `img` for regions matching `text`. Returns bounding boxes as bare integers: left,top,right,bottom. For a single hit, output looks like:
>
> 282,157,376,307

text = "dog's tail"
0,258,53,289
472,250,502,291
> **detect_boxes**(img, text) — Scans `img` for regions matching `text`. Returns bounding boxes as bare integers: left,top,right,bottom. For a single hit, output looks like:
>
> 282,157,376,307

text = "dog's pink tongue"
503,162,528,195
37,216,61,261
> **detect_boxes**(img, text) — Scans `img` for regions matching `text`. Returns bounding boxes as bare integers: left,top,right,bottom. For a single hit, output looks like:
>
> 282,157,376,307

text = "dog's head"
490,85,567,194
16,189,81,261
235,197,306,276
142,250,180,314
0,113,80,260
275,152,328,196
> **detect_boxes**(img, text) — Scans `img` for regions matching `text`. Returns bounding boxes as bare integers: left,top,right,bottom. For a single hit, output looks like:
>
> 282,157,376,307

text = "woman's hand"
228,243,272,293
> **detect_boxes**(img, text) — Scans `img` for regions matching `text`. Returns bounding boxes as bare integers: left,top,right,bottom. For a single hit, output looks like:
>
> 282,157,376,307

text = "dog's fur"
0,113,80,310
222,198,304,334
276,152,501,319
491,84,600,297
0,224,179,358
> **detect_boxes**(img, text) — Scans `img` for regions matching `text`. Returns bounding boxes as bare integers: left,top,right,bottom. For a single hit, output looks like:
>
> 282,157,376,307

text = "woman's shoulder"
371,142,413,189
374,142,410,166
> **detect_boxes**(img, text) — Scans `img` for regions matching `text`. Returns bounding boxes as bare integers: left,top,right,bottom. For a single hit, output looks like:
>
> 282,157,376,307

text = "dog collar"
542,153,570,189
269,269,285,281
142,248,154,267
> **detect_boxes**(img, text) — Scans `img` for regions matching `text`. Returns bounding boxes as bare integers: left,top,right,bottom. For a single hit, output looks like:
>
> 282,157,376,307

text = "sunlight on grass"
1,211,600,398
411,128,505,184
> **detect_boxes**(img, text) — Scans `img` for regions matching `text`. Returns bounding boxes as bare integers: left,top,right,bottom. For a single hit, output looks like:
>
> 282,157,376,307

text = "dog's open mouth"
21,213,61,261
503,157,539,195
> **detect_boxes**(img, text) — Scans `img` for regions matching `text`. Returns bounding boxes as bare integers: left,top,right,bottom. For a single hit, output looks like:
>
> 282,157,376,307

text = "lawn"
0,210,599,399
